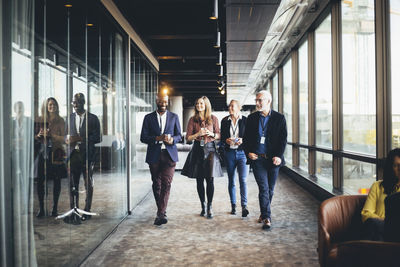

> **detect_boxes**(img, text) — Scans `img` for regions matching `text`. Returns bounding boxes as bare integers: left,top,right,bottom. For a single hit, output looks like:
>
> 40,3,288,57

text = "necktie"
159,115,162,133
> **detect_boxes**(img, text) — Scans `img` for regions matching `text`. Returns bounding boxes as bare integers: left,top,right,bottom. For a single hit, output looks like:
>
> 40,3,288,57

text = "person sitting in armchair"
361,148,400,241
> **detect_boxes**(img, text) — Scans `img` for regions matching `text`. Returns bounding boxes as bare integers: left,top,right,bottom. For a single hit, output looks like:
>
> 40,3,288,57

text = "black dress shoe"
154,217,162,225
200,202,206,216
230,204,236,215
159,216,168,225
241,207,249,217
36,209,45,218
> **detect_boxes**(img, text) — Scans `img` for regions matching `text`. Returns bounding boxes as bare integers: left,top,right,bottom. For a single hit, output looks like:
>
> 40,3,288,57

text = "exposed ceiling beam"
226,60,256,63
226,2,279,7
160,72,218,75
147,34,214,40
226,40,264,43
158,56,216,60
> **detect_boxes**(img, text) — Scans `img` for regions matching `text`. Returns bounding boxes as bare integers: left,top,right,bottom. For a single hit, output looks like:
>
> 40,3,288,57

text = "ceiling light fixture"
218,65,223,77
221,89,225,95
214,32,221,48
209,0,218,20
217,51,222,65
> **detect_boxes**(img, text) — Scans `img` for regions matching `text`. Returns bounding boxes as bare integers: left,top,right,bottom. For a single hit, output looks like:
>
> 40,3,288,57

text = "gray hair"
229,99,241,109
256,90,272,102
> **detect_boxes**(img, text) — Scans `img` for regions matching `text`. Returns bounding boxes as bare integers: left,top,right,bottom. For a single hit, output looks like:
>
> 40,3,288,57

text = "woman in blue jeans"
220,100,249,217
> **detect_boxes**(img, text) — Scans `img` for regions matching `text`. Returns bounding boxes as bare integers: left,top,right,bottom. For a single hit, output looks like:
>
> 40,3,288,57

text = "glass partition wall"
3,0,157,265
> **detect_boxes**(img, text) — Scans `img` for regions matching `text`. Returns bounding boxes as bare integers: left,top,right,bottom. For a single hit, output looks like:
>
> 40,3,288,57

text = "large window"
299,40,308,173
342,0,376,155
272,73,278,111
391,0,400,148
316,152,333,187
315,15,332,148
283,58,292,165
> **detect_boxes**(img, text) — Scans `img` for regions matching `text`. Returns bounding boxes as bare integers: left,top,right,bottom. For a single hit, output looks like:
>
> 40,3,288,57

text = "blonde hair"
229,99,241,110
194,96,213,125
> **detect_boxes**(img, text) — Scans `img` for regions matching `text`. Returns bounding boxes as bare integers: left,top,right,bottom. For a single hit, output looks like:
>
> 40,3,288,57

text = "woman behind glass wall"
34,97,65,217
182,96,223,219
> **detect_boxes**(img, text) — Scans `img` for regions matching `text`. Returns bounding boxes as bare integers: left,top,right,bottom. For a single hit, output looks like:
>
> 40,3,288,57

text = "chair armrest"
318,195,367,266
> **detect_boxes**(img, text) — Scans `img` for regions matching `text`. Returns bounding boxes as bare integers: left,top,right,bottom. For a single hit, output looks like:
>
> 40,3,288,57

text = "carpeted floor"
81,171,321,267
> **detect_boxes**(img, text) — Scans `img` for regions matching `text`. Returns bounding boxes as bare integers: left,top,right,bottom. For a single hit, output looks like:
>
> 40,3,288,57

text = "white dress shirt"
157,111,167,149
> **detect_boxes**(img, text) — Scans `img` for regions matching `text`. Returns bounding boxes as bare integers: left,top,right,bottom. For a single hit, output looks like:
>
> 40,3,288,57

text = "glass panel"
299,40,308,145
316,152,333,186
130,43,154,208
272,74,278,111
391,0,400,148
342,0,376,155
284,145,292,166
299,148,308,172
315,15,332,148
343,158,376,194
11,0,36,265
283,58,292,143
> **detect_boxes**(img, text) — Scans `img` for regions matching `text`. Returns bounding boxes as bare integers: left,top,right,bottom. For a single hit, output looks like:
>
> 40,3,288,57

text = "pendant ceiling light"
217,51,222,66
214,31,221,48
218,65,223,77
209,0,218,20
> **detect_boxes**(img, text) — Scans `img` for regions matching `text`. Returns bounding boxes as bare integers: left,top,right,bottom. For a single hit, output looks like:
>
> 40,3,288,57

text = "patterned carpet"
82,171,321,267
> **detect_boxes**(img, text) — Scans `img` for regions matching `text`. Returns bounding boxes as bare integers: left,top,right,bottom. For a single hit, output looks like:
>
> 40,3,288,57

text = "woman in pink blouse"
182,96,223,218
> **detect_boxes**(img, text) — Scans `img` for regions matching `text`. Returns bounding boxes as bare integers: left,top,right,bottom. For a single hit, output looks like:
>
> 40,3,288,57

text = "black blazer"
220,115,247,151
243,110,287,165
65,112,101,163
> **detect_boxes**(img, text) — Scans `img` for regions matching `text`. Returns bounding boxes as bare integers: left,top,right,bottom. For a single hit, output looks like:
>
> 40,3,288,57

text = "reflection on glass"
11,0,36,264
316,151,333,186
315,15,332,148
283,58,292,143
272,74,278,111
391,0,400,148
299,148,308,172
343,158,376,194
285,145,292,166
299,40,308,145
342,0,376,155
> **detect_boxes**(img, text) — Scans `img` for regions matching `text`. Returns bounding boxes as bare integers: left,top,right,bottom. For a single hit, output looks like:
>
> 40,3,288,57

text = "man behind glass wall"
243,90,287,230
65,93,101,224
140,92,182,226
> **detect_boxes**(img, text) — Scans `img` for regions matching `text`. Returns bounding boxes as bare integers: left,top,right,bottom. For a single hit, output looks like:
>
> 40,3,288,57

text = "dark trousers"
251,158,280,220
68,150,94,211
37,156,61,211
149,150,176,217
362,218,384,241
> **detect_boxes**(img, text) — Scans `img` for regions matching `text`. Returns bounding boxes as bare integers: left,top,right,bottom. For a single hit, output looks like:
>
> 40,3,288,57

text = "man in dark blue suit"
243,90,287,230
65,93,101,223
140,93,182,225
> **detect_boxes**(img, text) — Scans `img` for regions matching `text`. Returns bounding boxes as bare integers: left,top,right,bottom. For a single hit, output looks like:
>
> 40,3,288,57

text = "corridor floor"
82,171,320,267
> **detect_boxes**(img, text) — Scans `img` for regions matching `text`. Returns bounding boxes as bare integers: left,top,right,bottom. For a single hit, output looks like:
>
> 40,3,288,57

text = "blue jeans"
224,149,249,207
251,157,280,220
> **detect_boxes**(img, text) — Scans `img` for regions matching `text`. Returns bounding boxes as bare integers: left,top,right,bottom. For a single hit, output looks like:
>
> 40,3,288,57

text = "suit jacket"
65,112,101,163
243,110,287,166
220,115,247,151
140,111,182,164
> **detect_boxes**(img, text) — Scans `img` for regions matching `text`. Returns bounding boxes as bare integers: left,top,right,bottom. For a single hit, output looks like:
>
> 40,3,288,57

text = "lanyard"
260,115,268,135
230,120,239,137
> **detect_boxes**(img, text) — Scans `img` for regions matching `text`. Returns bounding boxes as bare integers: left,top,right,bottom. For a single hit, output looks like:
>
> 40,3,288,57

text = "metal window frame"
292,50,300,167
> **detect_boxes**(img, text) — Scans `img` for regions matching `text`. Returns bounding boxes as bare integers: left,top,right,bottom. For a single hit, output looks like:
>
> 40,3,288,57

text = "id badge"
260,136,265,144
200,139,205,147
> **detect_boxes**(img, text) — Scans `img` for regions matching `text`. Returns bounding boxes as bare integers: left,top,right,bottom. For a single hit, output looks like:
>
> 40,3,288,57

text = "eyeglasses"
255,98,265,103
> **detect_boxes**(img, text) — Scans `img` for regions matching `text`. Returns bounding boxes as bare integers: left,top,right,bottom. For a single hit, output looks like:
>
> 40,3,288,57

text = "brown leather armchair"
318,195,400,267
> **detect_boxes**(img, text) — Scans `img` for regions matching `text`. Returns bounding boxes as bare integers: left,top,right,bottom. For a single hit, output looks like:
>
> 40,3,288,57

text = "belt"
257,153,269,159
161,149,168,152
